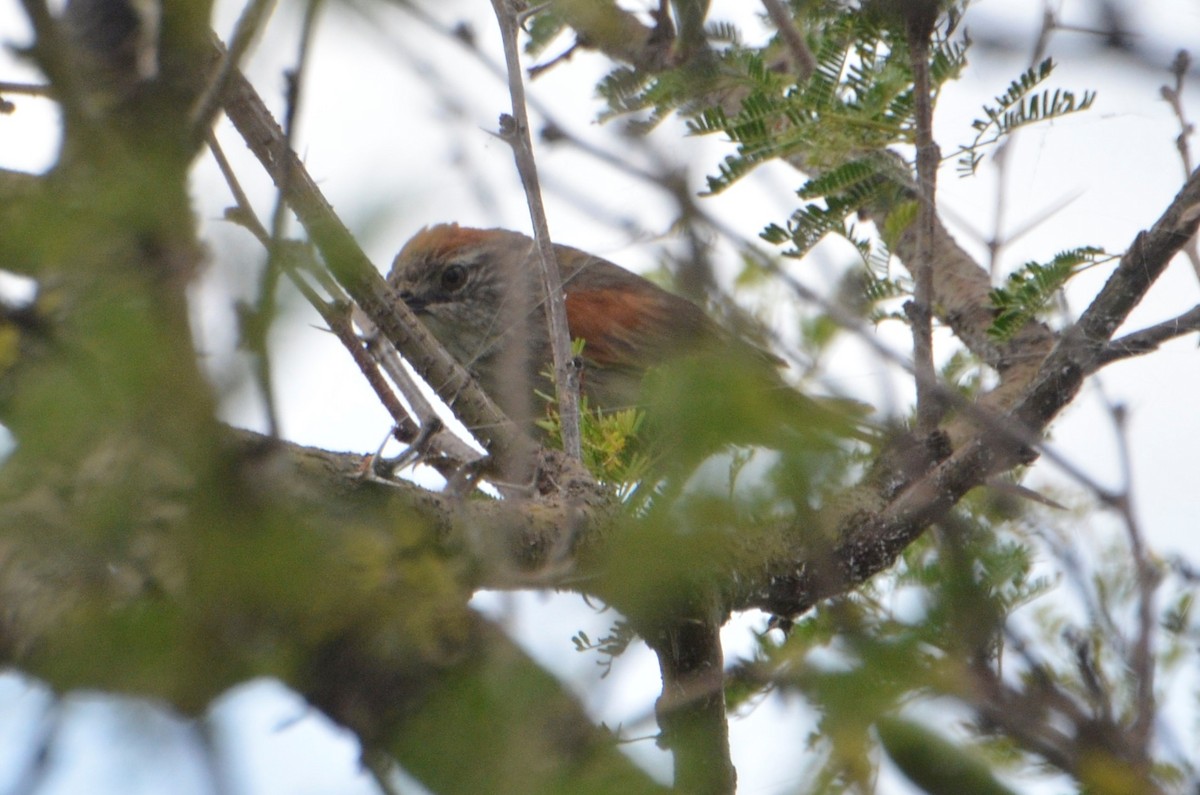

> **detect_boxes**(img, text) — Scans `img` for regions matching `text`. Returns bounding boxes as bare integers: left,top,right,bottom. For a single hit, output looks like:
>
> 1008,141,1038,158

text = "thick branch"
0,431,658,795
741,165,1200,617
1018,166,1200,430
643,613,735,795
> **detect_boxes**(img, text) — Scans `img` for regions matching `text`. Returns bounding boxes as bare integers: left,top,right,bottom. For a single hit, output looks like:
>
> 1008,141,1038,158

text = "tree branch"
214,43,552,482
1098,303,1200,364
761,0,815,79
741,163,1200,618
904,5,944,435
489,0,583,461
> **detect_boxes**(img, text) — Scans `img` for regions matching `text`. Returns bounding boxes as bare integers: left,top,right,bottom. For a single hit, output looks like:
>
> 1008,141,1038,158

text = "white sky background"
1,0,1199,793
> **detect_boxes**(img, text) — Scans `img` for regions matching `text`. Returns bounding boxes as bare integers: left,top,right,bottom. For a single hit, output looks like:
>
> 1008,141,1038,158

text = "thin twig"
18,0,89,133
1160,50,1200,283
208,129,478,469
218,45,539,478
206,129,270,242
1162,50,1195,177
249,0,322,438
351,307,484,466
905,8,943,434
319,297,420,445
1105,401,1159,765
986,4,1059,279
760,0,816,79
969,639,1116,785
361,750,403,795
1099,304,1200,364
0,81,53,96
190,0,279,135
489,0,582,461
207,135,413,439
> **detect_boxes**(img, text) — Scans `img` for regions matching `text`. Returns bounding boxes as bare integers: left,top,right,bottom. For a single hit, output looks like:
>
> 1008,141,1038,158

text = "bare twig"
1099,304,1200,364
489,0,583,461
190,0,279,135
208,133,408,431
1105,402,1159,765
985,5,1060,279
904,7,943,435
216,43,543,482
18,0,89,132
320,302,420,446
1162,50,1195,178
361,751,403,795
527,39,581,80
1160,50,1200,282
760,0,815,79
207,129,479,470
0,81,53,96
351,307,485,467
244,0,322,438
206,129,270,241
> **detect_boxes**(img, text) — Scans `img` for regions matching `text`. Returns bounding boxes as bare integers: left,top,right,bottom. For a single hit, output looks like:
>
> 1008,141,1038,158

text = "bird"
387,224,867,455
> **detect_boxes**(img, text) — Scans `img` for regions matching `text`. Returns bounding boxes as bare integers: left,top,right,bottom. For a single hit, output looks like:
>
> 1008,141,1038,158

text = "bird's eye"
440,264,468,292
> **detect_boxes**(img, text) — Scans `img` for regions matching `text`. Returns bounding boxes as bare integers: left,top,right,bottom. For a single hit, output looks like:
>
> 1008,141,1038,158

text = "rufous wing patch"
565,287,677,370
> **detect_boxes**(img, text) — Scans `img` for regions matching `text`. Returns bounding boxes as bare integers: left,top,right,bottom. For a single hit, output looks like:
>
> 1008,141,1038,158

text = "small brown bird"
388,224,863,449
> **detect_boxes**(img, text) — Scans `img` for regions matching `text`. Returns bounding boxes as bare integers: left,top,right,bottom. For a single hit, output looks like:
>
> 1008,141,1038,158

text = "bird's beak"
398,289,427,313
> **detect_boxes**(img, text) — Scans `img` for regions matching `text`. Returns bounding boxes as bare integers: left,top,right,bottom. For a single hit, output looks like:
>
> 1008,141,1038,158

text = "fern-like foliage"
862,273,911,327
706,19,741,46
536,341,654,504
579,5,977,263
692,9,965,261
956,59,1097,176
571,619,636,678
761,155,910,261
988,247,1110,340
711,16,964,178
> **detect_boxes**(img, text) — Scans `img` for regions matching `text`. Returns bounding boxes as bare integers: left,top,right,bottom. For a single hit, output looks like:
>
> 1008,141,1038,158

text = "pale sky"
1,1,1198,793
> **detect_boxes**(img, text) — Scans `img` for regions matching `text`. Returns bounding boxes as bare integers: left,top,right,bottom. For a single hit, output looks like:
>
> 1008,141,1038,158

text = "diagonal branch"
213,45,549,480
743,163,1200,618
189,0,278,136
761,0,815,79
1099,304,1200,364
543,3,1058,400
1018,166,1200,430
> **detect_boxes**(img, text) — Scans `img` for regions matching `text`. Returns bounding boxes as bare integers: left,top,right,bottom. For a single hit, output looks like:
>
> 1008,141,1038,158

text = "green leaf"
956,59,1097,176
987,247,1110,340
